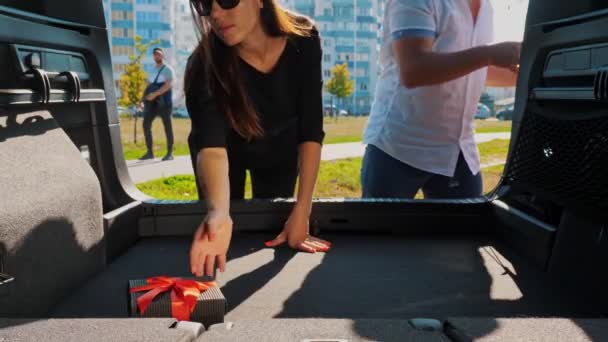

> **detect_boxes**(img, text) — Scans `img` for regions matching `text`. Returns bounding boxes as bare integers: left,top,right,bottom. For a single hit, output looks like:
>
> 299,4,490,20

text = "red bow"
130,276,217,321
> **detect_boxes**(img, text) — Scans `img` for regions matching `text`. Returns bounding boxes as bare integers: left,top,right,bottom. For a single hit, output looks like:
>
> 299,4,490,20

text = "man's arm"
148,67,174,99
486,65,518,87
147,80,173,100
156,79,173,95
393,37,521,88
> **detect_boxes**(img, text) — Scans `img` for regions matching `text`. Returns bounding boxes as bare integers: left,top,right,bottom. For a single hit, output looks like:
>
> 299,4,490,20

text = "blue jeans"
361,144,482,199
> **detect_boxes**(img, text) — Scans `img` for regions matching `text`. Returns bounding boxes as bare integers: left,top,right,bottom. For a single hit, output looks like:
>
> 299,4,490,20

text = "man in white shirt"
362,0,520,198
140,47,175,161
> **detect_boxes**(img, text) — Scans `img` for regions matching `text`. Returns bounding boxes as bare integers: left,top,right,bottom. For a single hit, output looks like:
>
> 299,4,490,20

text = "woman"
185,0,331,278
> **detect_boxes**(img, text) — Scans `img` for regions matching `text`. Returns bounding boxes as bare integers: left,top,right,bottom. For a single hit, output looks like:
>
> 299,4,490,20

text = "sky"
489,0,530,43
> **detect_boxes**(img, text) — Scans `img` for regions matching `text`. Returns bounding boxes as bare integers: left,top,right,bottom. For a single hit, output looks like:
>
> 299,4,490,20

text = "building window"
137,11,161,22
324,70,331,77
337,38,353,46
358,23,372,31
113,64,126,74
324,8,332,16
113,46,133,56
323,39,331,47
355,68,366,77
323,54,331,62
357,7,372,16
360,83,367,91
335,6,353,17
356,53,369,61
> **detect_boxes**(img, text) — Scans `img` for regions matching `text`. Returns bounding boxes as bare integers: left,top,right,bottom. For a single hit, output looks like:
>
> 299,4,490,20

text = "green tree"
325,63,354,120
118,36,160,143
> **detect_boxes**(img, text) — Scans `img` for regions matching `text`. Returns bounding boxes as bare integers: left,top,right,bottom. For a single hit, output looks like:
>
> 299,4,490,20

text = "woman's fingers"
306,239,325,248
190,244,202,276
194,252,206,277
217,254,227,273
205,255,215,278
297,241,317,253
190,254,198,276
309,236,331,246
306,237,331,252
265,232,287,247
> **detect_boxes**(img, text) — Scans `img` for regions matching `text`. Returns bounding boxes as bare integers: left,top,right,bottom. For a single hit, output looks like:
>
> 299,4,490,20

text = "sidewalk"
127,132,511,183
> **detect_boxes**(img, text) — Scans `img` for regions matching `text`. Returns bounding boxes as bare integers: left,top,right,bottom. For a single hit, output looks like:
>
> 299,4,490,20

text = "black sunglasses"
192,0,241,16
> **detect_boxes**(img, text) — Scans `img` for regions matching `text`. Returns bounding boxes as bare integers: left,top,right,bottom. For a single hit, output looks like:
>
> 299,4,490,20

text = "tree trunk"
133,106,138,144
335,97,340,123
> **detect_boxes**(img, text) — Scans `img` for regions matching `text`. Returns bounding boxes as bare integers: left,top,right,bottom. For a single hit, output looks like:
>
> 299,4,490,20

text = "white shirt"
364,0,494,177
148,63,174,84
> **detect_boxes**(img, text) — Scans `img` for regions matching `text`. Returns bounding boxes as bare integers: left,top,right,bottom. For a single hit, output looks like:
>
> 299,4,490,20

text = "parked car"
496,105,514,121
324,105,348,117
474,103,492,119
173,106,189,119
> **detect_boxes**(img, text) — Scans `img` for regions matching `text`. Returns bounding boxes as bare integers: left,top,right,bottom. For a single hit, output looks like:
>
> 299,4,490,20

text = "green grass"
136,139,510,200
122,142,190,160
120,116,369,159
322,117,367,144
474,120,512,134
120,116,511,159
315,157,363,198
120,117,191,160
136,175,199,200
137,173,253,200
479,139,510,166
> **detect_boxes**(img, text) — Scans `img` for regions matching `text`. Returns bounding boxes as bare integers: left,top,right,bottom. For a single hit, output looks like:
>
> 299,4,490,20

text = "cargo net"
504,111,608,216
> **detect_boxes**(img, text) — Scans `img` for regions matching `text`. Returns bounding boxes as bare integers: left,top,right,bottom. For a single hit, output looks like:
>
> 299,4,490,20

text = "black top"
185,32,325,170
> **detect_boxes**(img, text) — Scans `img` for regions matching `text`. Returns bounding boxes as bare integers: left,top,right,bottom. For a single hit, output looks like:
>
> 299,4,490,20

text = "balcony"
111,2,133,11
137,22,171,31
112,37,134,46
356,0,373,7
357,15,376,23
335,46,355,53
332,0,354,5
111,20,134,28
294,0,315,6
141,38,171,48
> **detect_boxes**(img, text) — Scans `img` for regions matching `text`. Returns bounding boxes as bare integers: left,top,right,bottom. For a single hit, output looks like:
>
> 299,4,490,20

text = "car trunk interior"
1,0,608,341
50,231,599,321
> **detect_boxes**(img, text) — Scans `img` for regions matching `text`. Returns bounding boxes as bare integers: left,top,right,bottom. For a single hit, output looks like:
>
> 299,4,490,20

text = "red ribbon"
130,276,217,321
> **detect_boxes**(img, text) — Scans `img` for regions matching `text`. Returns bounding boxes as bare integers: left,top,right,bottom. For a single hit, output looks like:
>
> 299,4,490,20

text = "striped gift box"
128,278,226,328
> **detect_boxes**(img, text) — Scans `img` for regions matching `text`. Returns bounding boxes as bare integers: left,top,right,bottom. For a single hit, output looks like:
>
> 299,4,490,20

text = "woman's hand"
265,206,331,253
190,210,233,277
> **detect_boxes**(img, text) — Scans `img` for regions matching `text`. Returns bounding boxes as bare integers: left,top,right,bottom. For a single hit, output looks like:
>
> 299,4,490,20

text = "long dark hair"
185,0,314,140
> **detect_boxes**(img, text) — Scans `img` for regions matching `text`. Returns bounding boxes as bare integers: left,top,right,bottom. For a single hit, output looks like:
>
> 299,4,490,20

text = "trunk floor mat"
53,233,597,321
